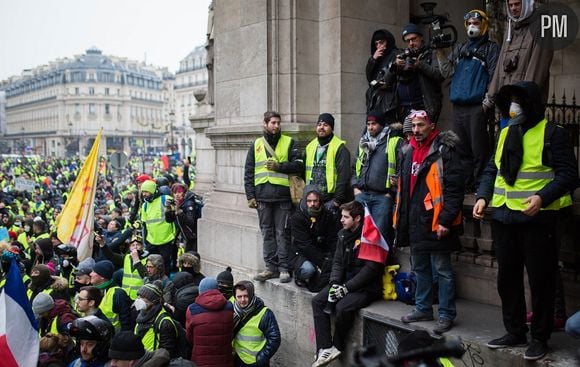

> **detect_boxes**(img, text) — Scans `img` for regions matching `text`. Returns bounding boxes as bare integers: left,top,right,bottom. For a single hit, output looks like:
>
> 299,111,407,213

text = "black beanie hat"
367,110,386,126
92,260,115,280
108,331,145,360
317,113,335,129
217,266,234,285
402,23,423,40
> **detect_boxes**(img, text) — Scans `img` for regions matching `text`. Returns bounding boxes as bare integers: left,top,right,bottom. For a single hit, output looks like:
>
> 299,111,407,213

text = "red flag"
161,155,170,170
357,206,389,264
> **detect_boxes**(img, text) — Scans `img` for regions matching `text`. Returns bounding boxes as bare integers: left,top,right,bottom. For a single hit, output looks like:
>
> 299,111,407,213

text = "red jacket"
186,289,234,367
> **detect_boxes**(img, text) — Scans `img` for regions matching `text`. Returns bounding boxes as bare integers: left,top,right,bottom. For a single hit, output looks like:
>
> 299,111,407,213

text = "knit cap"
75,257,96,276
92,260,115,280
138,282,163,304
32,292,55,315
140,180,157,194
317,113,335,129
367,110,386,126
108,331,145,360
402,23,423,40
403,110,415,135
199,277,218,294
217,267,234,286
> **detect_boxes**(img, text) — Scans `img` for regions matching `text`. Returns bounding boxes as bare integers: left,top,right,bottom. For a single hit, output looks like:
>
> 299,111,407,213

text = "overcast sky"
0,0,211,80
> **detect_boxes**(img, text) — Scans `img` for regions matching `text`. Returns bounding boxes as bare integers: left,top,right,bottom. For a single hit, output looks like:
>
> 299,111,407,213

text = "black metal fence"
545,90,580,164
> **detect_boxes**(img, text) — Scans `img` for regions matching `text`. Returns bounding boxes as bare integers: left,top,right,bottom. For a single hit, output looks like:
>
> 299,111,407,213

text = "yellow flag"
56,129,102,261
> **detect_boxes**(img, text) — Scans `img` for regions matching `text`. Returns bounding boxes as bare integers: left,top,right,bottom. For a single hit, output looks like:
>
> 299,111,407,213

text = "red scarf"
409,129,439,197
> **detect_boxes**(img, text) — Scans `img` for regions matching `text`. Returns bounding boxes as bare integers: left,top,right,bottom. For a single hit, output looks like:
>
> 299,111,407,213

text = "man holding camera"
392,24,444,123
483,0,553,113
436,10,500,192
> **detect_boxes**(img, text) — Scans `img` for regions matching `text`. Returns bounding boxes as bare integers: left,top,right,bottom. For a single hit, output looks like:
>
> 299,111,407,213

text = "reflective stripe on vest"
304,135,346,193
254,136,292,187
123,254,146,300
393,156,462,231
234,306,268,364
142,195,176,245
491,119,573,211
100,286,120,331
355,136,401,189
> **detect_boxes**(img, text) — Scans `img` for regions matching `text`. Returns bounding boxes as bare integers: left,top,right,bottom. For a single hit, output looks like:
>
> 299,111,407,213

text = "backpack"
394,272,417,305
154,312,192,361
449,41,490,105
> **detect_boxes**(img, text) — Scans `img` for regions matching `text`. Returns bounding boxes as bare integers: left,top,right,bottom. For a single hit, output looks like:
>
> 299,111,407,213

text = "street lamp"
168,111,175,154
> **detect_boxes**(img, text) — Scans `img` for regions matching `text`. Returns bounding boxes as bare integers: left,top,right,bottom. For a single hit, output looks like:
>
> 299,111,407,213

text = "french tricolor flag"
0,258,39,366
357,206,389,264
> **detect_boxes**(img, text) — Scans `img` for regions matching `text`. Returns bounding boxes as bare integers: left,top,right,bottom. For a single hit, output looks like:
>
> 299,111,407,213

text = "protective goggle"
464,11,483,21
407,110,428,120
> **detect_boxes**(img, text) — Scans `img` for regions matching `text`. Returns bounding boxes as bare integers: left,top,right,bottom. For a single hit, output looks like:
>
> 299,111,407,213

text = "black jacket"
329,224,383,296
365,29,399,114
234,304,281,367
244,132,304,202
288,188,340,271
395,131,464,254
477,82,578,224
175,191,199,243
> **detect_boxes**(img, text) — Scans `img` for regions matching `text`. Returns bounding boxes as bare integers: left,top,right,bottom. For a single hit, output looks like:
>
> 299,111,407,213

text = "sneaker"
280,271,291,283
312,346,341,367
433,317,453,335
253,270,280,282
524,339,548,360
486,333,528,349
401,309,434,324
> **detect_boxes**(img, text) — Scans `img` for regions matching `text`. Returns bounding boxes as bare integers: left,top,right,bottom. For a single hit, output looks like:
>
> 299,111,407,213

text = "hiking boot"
433,317,453,335
524,339,548,361
295,278,307,287
312,346,341,367
401,309,434,323
280,271,291,283
486,333,528,349
253,270,279,282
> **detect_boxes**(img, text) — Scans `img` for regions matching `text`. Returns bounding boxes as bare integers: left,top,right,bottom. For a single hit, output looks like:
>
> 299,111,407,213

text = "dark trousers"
257,201,292,272
492,219,558,342
312,285,377,351
452,104,490,190
147,240,174,276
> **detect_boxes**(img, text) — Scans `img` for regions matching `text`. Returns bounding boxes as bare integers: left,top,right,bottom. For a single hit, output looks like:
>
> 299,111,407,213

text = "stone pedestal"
189,112,216,196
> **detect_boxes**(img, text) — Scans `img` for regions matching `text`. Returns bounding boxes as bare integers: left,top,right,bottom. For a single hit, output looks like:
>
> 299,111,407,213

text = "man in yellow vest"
393,110,464,335
474,82,578,361
353,110,403,242
304,113,351,215
233,280,280,366
90,260,133,332
244,111,304,283
139,180,176,275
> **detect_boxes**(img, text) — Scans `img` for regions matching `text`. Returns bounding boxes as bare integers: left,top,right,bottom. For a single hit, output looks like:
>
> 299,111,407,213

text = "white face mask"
509,102,523,118
24,225,31,232
134,298,148,311
467,25,481,38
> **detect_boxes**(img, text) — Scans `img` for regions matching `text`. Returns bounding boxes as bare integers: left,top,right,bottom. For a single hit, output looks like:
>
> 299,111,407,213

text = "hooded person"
474,81,577,360
365,29,399,119
28,264,70,302
232,280,280,367
134,281,180,359
288,185,340,292
34,237,58,274
485,0,553,114
186,277,234,367
178,252,204,285
108,331,171,367
170,182,200,253
144,254,175,306
172,271,199,326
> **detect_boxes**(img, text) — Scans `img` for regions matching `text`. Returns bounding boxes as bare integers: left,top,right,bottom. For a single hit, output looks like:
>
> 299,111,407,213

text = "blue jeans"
565,310,580,339
411,253,456,320
355,192,393,240
295,260,316,281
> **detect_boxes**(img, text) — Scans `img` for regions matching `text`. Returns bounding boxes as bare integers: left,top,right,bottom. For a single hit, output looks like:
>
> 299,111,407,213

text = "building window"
75,103,81,114
89,87,95,95
105,104,110,114
75,87,80,95
89,104,96,114
105,88,109,95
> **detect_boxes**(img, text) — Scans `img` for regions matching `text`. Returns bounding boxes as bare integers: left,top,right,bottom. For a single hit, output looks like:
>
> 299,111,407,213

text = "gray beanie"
199,277,218,294
32,293,55,315
403,112,414,135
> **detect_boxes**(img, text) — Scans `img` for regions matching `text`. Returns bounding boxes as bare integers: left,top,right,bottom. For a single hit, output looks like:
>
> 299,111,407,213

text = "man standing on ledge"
244,111,304,283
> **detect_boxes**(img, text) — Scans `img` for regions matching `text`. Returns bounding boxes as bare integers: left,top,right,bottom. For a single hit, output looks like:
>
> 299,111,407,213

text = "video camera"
429,19,457,49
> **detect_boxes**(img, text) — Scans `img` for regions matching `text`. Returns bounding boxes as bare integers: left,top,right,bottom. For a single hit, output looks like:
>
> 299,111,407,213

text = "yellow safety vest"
355,136,402,189
122,254,146,300
40,317,59,337
492,119,573,211
139,311,175,351
234,306,268,364
99,286,121,331
141,195,176,245
304,135,346,194
28,287,52,302
254,136,292,187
